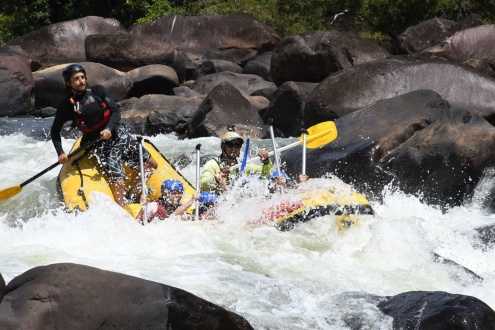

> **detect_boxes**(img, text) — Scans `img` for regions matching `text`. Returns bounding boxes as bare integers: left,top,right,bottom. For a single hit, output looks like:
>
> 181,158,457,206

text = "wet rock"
378,291,495,329
285,89,495,207
0,263,253,330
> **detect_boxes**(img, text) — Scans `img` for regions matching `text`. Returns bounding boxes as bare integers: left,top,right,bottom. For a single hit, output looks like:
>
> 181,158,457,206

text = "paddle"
230,121,338,171
195,144,201,221
240,131,251,173
301,128,308,175
0,138,101,200
267,119,284,193
137,136,147,226
267,119,281,171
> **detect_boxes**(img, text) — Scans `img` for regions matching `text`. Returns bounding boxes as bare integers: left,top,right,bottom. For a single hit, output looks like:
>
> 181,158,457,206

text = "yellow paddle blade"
299,121,338,148
0,185,22,200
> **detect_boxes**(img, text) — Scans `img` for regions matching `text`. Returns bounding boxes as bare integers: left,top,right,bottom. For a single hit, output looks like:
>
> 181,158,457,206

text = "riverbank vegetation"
1,0,494,53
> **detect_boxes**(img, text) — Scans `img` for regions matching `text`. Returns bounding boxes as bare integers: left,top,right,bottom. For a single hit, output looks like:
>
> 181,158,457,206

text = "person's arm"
50,101,72,161
200,159,221,191
175,191,200,220
244,150,273,178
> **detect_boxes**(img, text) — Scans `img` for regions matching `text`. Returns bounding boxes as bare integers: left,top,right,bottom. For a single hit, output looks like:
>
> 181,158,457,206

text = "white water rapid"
0,118,494,329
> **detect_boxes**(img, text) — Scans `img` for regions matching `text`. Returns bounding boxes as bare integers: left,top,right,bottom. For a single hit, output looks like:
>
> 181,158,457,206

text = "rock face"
398,15,485,53
0,55,33,116
421,24,495,64
262,81,318,137
186,82,266,139
4,16,126,67
284,89,495,207
32,62,128,109
270,30,390,86
378,291,495,329
303,57,495,127
0,263,253,330
128,13,281,57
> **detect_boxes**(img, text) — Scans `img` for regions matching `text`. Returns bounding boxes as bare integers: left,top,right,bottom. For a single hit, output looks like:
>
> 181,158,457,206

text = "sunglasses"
225,143,242,149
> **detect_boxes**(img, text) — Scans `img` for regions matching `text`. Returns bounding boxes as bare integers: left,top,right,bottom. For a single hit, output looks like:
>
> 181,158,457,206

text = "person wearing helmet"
200,126,273,194
197,191,219,221
50,64,158,207
138,179,200,222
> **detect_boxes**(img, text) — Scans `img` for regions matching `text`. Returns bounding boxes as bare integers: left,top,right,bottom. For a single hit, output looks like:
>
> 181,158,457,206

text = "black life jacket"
71,89,111,133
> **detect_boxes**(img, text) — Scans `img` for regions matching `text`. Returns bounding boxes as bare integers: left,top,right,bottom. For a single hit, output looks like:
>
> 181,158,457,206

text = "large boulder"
398,14,485,53
85,32,192,82
128,13,281,60
284,89,495,207
197,59,243,76
188,71,275,97
4,16,126,67
262,81,318,137
126,64,179,98
270,30,390,86
118,94,204,135
421,25,495,65
378,291,495,329
33,62,129,109
0,272,4,303
0,55,34,116
241,51,273,82
186,82,266,139
304,57,495,127
0,263,253,329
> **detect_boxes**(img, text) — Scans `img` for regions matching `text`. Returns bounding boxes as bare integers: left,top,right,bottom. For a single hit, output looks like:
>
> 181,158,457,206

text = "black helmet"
62,64,86,82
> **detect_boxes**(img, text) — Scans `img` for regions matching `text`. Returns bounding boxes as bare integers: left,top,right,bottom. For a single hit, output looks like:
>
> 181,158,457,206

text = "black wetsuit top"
50,85,121,156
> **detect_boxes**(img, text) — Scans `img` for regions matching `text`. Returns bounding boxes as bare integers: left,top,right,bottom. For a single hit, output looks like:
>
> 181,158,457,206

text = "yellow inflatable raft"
249,185,374,231
56,137,195,218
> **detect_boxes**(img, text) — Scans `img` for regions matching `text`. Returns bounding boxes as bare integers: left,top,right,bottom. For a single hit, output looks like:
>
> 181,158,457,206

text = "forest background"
1,0,495,54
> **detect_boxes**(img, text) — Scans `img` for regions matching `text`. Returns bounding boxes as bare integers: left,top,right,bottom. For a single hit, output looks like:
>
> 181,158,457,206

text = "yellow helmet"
221,131,244,144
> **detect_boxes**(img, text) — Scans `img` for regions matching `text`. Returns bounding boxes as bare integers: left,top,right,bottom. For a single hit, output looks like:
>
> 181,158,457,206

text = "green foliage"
1,0,494,46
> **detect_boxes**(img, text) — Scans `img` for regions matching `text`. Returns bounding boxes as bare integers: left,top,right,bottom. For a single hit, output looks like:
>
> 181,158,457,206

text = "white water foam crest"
1,133,495,329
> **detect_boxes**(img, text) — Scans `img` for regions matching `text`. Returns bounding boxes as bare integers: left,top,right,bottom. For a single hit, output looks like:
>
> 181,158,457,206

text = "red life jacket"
147,197,176,221
154,204,173,220
72,89,111,133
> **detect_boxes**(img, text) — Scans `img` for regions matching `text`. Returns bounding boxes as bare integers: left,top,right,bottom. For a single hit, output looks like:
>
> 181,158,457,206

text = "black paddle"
0,138,101,200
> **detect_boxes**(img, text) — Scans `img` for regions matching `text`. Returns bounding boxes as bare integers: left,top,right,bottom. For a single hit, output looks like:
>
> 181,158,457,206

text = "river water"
0,117,494,329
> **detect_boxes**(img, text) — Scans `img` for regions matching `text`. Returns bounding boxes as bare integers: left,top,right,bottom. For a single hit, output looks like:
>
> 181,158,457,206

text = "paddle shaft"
195,144,201,221
230,140,300,171
21,138,101,188
268,125,281,174
137,137,147,225
301,129,308,175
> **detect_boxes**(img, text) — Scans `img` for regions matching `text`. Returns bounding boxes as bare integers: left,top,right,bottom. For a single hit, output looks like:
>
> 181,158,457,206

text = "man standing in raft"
50,64,157,207
200,126,273,194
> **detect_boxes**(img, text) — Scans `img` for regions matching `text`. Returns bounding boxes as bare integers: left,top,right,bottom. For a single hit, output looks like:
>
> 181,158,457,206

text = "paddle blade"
300,121,338,148
0,185,22,200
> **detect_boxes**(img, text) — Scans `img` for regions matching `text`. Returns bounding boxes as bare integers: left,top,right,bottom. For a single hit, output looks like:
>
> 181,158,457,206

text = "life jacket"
149,197,176,221
71,88,111,133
